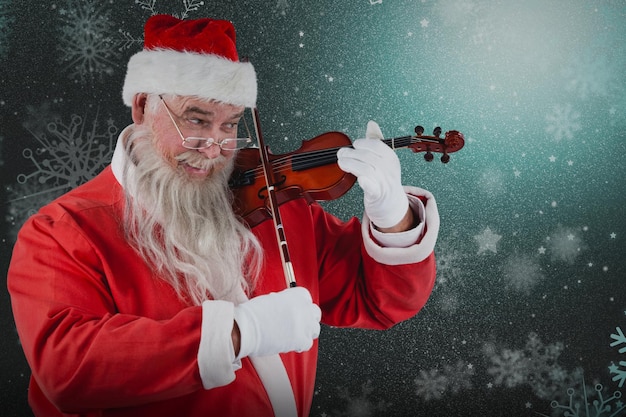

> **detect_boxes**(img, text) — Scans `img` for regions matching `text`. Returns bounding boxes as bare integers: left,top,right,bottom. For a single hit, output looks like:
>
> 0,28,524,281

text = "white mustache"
175,151,226,171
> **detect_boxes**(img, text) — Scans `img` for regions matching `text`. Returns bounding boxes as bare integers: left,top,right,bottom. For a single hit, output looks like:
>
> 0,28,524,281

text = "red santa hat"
122,15,257,108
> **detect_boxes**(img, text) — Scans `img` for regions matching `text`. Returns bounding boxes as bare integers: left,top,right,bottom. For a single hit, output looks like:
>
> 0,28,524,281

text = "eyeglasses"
159,95,252,151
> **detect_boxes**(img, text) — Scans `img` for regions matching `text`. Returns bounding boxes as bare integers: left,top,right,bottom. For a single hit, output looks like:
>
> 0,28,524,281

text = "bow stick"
251,107,297,288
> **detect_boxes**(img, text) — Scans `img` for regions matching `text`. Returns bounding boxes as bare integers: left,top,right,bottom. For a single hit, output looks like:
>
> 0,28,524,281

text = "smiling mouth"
174,151,231,178
180,161,211,176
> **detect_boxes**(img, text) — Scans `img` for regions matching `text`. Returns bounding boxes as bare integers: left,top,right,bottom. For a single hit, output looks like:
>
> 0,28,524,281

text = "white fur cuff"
362,186,439,265
198,300,238,389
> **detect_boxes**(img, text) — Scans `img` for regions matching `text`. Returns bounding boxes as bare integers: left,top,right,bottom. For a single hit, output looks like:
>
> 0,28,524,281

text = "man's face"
145,95,246,179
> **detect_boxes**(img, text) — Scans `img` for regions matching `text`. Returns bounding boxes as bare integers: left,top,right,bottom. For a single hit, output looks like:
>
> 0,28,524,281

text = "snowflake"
57,0,119,84
7,113,117,237
536,319,626,416
545,104,582,142
537,378,625,417
330,380,390,417
546,225,586,265
431,237,467,313
444,360,475,394
474,226,502,255
135,0,157,14
414,360,474,402
415,368,448,401
486,332,576,402
434,237,465,288
488,348,528,388
136,0,206,19
116,28,144,52
609,326,626,388
22,102,62,138
501,253,545,294
524,332,571,400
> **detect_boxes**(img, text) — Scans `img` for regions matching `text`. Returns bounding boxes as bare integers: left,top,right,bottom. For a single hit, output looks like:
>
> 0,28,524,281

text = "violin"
229,125,464,228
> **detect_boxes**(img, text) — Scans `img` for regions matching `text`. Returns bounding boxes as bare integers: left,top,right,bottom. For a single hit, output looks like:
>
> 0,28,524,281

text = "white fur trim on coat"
123,49,257,108
362,186,439,265
198,299,238,389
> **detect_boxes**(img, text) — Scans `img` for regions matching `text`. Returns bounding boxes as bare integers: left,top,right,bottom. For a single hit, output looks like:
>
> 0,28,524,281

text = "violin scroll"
409,124,465,164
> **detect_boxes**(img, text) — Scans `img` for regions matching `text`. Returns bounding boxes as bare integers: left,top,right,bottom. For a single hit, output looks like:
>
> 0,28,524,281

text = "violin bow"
251,107,297,288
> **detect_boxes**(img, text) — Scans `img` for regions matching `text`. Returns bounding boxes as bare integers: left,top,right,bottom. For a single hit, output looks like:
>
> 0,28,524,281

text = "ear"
131,93,148,124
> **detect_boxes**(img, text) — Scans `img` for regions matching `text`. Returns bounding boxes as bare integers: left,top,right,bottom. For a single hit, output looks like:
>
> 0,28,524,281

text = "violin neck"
281,135,419,174
380,136,415,150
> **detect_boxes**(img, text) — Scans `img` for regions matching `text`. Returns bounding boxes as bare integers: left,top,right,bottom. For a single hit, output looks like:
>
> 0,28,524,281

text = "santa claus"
8,14,439,417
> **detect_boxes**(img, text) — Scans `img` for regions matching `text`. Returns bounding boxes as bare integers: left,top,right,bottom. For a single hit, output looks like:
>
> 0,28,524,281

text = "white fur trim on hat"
122,49,257,108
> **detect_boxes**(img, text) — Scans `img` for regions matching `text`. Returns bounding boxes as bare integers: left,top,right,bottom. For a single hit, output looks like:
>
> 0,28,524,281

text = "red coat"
8,156,437,416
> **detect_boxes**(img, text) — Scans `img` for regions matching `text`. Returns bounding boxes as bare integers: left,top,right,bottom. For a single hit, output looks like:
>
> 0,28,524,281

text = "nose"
196,142,223,159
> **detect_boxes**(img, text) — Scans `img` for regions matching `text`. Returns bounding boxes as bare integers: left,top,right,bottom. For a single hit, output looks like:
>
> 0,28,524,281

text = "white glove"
337,121,409,228
234,287,321,358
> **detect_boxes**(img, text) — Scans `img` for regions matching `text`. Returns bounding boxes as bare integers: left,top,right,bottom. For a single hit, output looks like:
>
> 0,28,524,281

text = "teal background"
1,1,625,416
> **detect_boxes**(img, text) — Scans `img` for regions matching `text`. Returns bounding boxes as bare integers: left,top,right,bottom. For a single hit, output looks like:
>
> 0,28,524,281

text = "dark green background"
1,1,625,416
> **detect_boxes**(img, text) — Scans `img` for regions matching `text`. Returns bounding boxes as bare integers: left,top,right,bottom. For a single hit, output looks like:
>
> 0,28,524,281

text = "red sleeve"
312,204,436,330
8,213,204,413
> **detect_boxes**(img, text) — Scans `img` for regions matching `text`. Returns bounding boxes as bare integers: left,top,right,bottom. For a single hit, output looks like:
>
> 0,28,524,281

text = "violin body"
230,131,356,226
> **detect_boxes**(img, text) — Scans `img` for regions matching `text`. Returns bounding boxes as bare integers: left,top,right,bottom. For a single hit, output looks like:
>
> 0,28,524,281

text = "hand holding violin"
337,121,413,231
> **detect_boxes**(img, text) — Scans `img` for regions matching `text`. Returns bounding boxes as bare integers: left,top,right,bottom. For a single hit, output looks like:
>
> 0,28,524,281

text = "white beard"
121,125,262,305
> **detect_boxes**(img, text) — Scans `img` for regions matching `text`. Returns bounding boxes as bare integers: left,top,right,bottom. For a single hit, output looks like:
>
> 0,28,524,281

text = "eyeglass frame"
158,95,252,151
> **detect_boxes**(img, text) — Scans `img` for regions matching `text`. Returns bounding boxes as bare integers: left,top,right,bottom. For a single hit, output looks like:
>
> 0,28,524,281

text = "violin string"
266,136,414,171
246,147,344,179
242,136,417,180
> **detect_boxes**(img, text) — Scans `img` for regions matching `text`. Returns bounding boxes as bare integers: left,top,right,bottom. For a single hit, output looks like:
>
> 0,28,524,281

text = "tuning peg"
433,127,442,137
441,154,450,163
424,151,434,162
414,125,424,136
